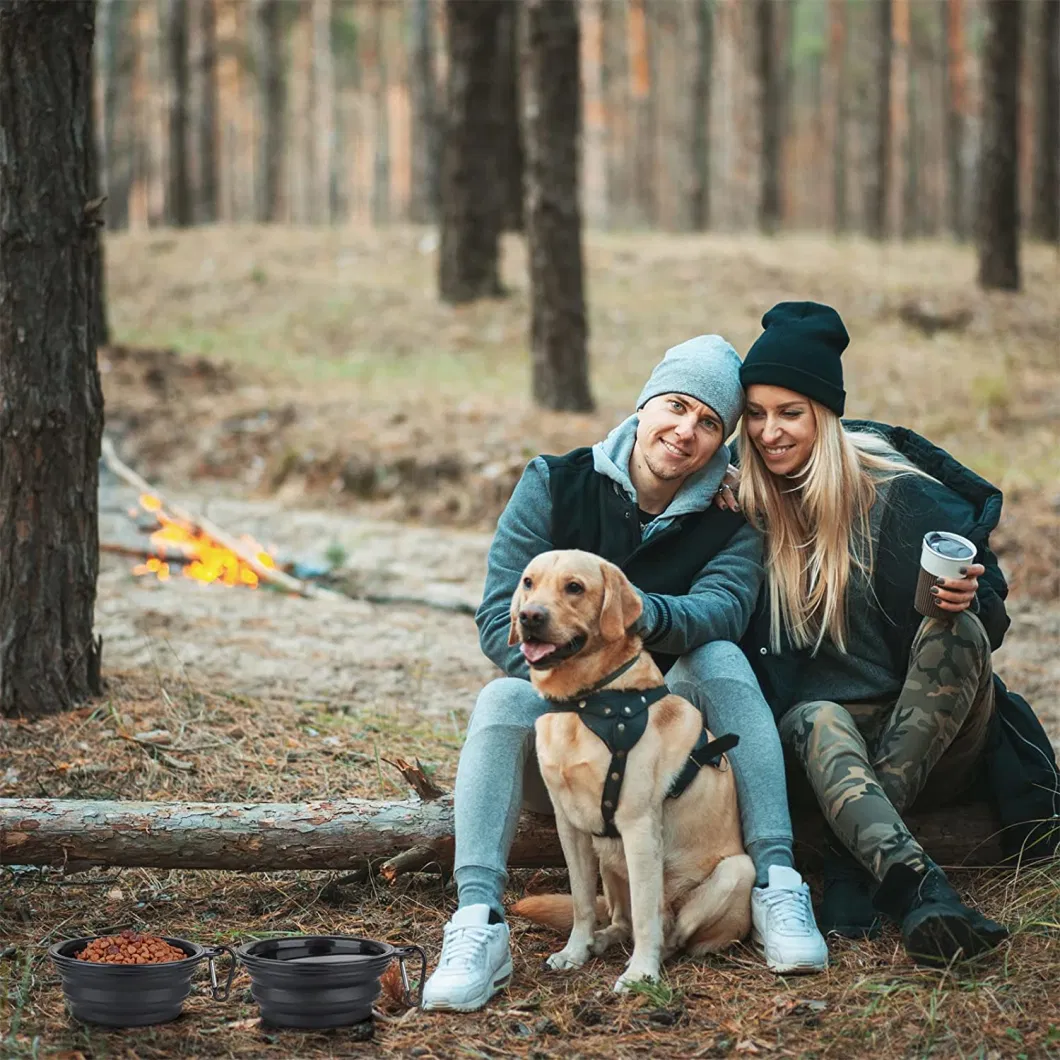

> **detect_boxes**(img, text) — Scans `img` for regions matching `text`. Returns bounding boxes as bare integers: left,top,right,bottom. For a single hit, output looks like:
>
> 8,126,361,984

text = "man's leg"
423,677,549,1012
668,641,827,973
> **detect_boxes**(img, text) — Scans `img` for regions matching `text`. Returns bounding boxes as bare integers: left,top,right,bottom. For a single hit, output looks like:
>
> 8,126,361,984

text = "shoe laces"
438,923,494,969
761,886,816,934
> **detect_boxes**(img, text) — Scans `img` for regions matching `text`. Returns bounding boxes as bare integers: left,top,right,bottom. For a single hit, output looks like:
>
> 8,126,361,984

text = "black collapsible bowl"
236,935,426,1030
48,937,236,1027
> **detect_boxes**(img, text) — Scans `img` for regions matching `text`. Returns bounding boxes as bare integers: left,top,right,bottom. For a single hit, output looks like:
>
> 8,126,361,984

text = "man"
422,336,827,1013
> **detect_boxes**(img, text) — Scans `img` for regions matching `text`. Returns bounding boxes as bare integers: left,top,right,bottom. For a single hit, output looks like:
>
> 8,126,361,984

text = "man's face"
634,393,725,483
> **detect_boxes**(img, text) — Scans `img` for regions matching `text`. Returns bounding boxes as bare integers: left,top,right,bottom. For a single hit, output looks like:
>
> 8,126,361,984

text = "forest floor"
1,227,1058,1058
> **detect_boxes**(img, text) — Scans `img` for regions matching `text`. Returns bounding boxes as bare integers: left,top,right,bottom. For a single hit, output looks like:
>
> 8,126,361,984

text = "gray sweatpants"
453,641,794,916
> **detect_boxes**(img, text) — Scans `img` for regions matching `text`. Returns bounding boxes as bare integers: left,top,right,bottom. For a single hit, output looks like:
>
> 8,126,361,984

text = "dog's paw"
545,947,590,971
613,965,661,993
590,925,628,957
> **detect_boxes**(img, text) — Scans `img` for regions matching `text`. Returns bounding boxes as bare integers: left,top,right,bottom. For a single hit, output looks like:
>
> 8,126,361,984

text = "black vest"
543,447,745,673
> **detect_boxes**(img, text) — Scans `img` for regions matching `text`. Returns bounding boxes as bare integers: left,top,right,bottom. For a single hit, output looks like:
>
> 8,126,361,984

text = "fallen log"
0,795,1015,875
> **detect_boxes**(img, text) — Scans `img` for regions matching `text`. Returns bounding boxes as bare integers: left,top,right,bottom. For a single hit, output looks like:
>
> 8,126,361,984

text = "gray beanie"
636,334,745,437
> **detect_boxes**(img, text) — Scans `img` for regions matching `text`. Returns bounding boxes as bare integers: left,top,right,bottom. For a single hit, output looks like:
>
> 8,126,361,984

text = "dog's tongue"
521,641,557,664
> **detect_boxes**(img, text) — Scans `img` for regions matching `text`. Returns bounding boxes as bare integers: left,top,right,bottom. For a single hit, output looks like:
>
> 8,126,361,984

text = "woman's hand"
931,563,985,613
713,464,741,512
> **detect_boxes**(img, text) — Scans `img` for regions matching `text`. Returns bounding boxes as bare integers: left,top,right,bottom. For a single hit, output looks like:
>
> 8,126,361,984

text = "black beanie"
740,301,849,415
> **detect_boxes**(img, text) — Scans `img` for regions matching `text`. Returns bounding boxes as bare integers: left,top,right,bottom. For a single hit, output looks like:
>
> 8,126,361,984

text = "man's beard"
641,442,688,482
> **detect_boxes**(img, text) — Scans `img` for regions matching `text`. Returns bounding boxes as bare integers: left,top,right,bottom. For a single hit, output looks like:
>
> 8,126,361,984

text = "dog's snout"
519,604,549,631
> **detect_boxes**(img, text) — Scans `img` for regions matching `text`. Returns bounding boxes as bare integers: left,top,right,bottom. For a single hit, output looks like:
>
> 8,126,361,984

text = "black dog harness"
545,656,739,839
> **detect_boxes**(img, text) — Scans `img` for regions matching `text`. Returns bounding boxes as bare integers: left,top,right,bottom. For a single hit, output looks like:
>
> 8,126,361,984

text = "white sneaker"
751,865,829,974
421,904,513,1012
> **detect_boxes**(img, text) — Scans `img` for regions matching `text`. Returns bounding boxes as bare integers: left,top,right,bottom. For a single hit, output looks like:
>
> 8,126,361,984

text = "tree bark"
522,0,593,413
369,0,390,225
825,0,848,234
689,0,713,231
890,0,910,239
438,0,505,303
1031,0,1059,242
942,0,968,240
162,0,192,227
252,0,286,223
628,0,656,225
756,0,781,234
978,0,1022,291
869,0,892,240
0,0,104,720
495,1,525,232
600,0,631,227
88,28,110,348
196,0,219,224
408,0,440,224
0,796,1012,873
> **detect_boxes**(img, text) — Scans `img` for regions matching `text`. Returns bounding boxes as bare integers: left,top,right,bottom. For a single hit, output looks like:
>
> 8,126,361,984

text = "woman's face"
744,384,818,476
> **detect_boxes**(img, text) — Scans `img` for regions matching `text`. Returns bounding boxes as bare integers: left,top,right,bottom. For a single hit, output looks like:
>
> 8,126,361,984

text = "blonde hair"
737,404,928,654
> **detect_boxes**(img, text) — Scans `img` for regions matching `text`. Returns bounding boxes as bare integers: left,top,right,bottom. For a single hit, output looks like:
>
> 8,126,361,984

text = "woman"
733,301,1058,967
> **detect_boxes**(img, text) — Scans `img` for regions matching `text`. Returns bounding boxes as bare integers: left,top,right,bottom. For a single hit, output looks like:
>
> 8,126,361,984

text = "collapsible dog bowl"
48,936,236,1027
236,935,426,1030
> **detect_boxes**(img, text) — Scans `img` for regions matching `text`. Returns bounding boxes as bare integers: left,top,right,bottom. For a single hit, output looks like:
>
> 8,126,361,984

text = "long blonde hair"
738,404,927,654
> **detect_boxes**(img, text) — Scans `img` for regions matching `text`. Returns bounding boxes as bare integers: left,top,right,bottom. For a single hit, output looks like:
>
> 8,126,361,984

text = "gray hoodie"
475,414,765,678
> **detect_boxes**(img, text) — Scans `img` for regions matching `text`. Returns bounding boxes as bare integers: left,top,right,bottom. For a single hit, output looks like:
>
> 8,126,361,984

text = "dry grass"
2,226,1058,1056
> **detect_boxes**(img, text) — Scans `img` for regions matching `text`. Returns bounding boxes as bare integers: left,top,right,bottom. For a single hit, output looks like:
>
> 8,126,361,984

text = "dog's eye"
565,581,584,595
522,576,533,590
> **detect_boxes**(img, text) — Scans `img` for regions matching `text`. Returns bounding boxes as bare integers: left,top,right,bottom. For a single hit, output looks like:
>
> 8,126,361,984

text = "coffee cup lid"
921,531,976,576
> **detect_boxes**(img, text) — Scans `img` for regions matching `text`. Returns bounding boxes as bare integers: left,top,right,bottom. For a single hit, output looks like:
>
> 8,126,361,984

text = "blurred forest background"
96,0,1058,243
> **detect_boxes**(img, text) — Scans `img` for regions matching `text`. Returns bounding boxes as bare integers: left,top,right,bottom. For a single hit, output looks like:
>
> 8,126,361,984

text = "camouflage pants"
778,611,995,881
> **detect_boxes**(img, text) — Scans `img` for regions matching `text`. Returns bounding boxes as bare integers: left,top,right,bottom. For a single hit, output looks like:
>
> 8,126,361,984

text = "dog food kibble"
76,930,186,965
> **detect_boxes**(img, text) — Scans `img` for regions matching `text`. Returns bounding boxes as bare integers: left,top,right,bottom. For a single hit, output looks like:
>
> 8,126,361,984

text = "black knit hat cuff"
739,361,846,415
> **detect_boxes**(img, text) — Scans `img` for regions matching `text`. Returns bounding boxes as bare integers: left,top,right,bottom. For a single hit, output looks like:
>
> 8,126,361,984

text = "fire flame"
132,493,277,588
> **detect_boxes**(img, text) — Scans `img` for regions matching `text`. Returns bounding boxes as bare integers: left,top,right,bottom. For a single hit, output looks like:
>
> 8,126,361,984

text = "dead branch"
383,757,445,801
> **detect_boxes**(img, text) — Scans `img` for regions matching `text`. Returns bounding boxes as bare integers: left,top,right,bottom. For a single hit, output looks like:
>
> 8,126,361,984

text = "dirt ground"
2,227,1059,1058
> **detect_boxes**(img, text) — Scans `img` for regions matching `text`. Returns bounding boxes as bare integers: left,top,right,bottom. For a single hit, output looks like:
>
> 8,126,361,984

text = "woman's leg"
871,612,994,814
778,700,928,881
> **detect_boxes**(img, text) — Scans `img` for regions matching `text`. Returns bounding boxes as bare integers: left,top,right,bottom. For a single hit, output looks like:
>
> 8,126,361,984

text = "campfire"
130,492,278,589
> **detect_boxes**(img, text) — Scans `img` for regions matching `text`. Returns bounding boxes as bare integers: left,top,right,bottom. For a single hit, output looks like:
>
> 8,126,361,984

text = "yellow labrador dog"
509,550,754,991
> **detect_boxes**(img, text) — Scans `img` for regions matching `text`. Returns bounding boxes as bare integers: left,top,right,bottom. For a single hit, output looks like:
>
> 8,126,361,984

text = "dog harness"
545,656,740,839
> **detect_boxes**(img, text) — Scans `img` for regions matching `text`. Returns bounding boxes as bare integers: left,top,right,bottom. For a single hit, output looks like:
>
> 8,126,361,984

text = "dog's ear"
508,582,523,646
599,562,643,641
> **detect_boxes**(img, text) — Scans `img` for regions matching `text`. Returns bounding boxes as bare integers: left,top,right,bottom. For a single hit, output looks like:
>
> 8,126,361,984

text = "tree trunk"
252,0,286,223
196,0,219,223
370,0,390,225
978,0,1022,290
496,1,525,232
408,0,440,224
689,0,713,231
96,0,132,233
1030,0,1059,242
890,0,910,239
756,0,781,234
628,0,656,225
0,796,1012,873
600,0,631,227
438,0,504,303
942,0,968,240
311,0,335,225
88,42,110,349
869,0,892,240
825,0,848,234
0,0,104,720
522,0,593,413
163,0,192,227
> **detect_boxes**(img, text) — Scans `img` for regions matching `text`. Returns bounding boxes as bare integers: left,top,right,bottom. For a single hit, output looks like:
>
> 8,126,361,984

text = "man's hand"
713,464,741,512
931,563,984,613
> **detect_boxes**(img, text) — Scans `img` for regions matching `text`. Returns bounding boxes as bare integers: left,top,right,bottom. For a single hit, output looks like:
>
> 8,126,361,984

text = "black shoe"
820,844,882,940
872,861,1009,967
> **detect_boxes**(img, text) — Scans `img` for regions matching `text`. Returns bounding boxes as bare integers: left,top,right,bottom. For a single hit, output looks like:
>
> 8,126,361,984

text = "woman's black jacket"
740,420,1059,859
